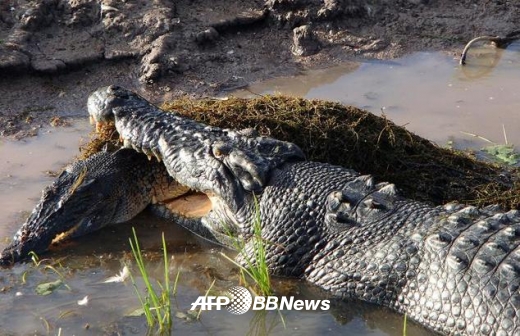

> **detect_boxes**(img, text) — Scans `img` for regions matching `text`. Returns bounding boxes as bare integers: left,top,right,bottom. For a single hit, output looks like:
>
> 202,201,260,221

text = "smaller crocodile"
2,86,520,335
0,149,175,263
0,147,243,264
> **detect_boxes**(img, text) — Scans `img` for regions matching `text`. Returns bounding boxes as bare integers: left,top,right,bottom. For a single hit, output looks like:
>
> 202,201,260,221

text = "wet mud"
2,0,520,138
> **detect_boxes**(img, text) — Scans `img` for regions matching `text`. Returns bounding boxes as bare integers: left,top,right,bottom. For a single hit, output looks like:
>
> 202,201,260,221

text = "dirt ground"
1,0,519,138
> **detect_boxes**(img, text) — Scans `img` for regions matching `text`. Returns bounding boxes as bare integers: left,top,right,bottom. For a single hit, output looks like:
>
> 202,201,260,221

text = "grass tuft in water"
196,278,216,320
23,251,71,296
27,251,67,279
246,310,286,336
129,228,180,334
221,196,272,296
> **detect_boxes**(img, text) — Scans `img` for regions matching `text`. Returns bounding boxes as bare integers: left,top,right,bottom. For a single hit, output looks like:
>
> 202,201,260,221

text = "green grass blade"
128,228,173,332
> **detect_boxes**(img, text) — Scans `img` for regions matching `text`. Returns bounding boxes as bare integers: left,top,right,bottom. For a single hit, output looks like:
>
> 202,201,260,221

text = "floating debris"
104,265,130,283
35,279,63,295
77,295,89,306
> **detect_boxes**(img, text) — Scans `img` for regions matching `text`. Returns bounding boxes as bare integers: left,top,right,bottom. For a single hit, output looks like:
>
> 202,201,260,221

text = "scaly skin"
262,161,520,335
0,149,183,265
2,85,520,335
87,85,305,233
87,86,520,335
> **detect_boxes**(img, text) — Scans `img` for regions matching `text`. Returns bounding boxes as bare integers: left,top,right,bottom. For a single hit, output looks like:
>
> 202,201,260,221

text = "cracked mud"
1,0,520,138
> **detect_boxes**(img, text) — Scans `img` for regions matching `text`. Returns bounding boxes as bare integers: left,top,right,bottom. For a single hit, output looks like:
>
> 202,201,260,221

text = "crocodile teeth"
95,122,103,132
358,175,375,189
455,205,479,217
443,202,463,211
379,183,397,195
123,138,132,148
132,144,142,153
375,182,389,189
142,147,154,160
89,115,95,125
482,204,502,214
151,146,162,162
364,198,384,209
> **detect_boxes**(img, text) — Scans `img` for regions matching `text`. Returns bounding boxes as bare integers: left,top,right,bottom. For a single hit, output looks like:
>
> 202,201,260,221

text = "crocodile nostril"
108,85,121,93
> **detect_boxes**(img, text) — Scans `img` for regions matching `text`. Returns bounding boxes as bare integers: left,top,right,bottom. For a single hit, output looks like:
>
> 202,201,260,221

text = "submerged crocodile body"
2,86,520,335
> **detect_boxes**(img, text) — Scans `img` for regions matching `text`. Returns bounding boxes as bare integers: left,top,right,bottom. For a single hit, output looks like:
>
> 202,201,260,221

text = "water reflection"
0,212,434,335
0,120,91,238
235,45,520,150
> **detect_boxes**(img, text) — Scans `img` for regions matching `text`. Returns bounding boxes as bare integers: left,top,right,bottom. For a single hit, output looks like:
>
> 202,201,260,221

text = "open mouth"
162,192,213,219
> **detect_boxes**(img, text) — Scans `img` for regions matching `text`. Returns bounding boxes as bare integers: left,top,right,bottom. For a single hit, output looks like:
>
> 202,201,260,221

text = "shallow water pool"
236,45,520,151
1,44,519,335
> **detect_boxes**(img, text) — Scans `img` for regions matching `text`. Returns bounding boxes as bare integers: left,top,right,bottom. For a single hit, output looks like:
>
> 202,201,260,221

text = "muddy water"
0,122,428,335
0,121,92,236
236,44,520,150
2,46,519,335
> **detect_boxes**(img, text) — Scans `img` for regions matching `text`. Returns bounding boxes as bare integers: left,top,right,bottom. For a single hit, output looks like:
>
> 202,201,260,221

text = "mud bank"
1,0,519,137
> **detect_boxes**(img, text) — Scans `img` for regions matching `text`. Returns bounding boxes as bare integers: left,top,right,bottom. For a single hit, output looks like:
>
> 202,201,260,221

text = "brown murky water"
0,121,92,235
1,45,519,335
0,124,424,335
236,45,520,150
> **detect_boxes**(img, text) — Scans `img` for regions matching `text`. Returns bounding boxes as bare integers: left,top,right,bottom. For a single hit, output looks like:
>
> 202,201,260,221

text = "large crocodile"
2,86,520,335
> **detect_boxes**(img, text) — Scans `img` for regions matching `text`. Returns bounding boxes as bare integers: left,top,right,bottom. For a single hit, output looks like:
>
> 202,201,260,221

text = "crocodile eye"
213,148,222,157
212,143,231,158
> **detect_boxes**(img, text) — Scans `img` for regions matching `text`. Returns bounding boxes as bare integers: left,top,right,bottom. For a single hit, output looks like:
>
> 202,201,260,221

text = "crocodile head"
0,149,179,266
88,85,306,238
0,86,304,265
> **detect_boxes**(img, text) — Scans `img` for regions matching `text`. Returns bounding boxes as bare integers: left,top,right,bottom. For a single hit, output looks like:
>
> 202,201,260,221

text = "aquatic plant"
21,251,70,296
246,310,285,336
196,278,216,320
461,126,520,166
128,228,180,333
